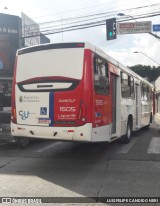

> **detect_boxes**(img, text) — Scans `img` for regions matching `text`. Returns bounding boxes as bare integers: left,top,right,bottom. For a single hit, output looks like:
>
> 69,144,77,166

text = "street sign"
153,24,160,32
117,21,151,34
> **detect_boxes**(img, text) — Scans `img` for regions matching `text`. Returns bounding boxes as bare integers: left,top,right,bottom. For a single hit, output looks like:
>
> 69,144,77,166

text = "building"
0,13,50,125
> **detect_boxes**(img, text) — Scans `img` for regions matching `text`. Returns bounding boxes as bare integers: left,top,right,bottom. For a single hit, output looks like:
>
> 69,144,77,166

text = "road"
0,123,160,206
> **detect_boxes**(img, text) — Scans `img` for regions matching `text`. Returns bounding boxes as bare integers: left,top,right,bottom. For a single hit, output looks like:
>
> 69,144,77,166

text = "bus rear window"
16,48,84,82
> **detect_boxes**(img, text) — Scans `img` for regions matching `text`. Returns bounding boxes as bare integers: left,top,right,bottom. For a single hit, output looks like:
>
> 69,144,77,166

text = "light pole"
1,7,8,13
133,51,160,66
117,13,137,22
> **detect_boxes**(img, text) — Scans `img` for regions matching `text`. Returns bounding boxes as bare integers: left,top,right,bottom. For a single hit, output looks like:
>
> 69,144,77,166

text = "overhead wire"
32,0,155,20
22,11,160,37
38,5,160,35
39,3,160,26
0,2,159,43
20,3,160,31
39,6,160,32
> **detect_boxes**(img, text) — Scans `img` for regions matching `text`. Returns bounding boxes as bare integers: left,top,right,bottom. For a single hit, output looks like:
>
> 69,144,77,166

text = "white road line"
35,142,63,152
147,137,160,154
116,138,137,153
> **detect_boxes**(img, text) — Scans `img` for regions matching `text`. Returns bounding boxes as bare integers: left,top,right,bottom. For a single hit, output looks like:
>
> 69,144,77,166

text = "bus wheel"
14,137,29,148
144,113,152,130
122,121,132,144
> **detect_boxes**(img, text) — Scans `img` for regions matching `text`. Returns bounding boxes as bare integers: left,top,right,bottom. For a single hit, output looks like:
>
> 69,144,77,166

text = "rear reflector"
67,130,74,133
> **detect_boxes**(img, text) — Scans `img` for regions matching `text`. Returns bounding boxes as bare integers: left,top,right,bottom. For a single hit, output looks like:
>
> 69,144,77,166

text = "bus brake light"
79,102,86,121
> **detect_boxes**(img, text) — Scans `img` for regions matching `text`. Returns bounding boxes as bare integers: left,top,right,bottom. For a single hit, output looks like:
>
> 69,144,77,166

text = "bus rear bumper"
11,123,93,142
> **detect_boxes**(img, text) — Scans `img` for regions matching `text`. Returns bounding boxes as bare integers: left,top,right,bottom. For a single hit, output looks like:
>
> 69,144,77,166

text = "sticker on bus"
38,118,51,124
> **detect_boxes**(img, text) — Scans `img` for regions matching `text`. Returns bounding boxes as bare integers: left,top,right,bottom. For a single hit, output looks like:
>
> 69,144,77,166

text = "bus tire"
144,113,152,130
14,137,29,148
122,120,132,144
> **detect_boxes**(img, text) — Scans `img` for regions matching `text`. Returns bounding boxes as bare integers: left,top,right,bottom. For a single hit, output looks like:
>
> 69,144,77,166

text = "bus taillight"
11,85,17,123
79,102,86,122
11,107,17,123
11,56,17,124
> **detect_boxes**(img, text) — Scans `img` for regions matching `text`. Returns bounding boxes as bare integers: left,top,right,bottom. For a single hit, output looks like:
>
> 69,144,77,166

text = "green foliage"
129,64,160,82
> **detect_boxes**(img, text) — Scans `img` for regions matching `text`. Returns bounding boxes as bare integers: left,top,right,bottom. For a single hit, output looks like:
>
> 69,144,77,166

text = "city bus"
11,42,155,147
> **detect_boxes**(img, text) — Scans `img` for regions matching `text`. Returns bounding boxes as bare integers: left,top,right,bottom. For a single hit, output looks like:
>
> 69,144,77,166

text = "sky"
1,0,160,67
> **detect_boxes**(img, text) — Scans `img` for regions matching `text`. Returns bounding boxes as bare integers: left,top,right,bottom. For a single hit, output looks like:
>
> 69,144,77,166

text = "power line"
39,7,160,32
39,3,160,25
19,3,160,30
38,9,160,34
0,3,159,43
32,0,153,20
0,10,159,45
21,12,160,38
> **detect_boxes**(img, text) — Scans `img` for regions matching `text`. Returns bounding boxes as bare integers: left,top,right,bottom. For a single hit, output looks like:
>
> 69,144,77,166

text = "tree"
129,65,160,82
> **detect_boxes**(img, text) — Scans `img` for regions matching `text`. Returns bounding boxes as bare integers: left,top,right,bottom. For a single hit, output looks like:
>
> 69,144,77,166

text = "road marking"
35,142,62,152
147,137,160,154
116,138,137,153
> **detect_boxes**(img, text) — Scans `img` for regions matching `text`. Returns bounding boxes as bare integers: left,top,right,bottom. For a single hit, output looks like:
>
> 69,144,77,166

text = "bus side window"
94,56,109,95
93,56,98,74
130,76,135,99
121,72,130,98
105,63,109,78
141,83,149,101
121,73,134,99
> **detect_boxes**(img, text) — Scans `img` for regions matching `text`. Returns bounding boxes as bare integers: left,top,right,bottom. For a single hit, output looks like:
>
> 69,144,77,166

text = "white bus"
11,42,155,147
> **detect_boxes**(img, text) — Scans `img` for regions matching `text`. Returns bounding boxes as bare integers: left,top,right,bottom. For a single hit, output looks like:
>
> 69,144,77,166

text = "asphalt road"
0,122,160,206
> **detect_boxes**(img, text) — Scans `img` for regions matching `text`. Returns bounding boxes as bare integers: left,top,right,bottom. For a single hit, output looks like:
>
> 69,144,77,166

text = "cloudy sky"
1,0,160,67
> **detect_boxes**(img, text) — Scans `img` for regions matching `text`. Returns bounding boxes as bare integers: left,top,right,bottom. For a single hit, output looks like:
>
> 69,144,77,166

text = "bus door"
135,84,139,127
110,74,116,134
93,57,112,141
135,83,141,128
109,63,120,136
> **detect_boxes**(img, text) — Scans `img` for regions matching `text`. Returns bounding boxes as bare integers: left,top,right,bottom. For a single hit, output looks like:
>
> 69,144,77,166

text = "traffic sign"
153,24,160,32
117,21,151,34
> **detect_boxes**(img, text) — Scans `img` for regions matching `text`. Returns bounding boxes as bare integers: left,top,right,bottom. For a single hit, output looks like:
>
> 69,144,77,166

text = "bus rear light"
11,107,17,123
11,56,17,124
79,102,86,121
67,130,74,133
11,86,17,123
